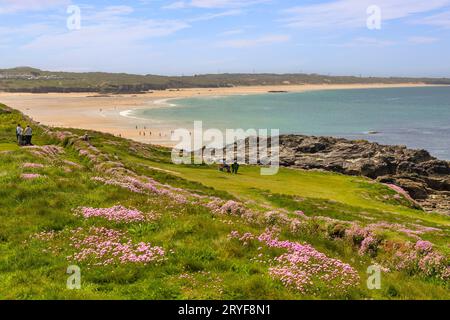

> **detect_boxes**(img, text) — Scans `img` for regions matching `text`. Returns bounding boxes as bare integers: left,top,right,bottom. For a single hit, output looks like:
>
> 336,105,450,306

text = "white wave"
153,98,178,107
119,109,144,120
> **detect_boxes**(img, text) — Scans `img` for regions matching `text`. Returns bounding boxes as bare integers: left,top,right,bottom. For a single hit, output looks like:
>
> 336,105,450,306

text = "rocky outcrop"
277,135,450,214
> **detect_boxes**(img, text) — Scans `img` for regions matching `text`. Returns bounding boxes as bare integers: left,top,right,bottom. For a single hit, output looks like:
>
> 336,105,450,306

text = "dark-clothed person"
24,125,33,145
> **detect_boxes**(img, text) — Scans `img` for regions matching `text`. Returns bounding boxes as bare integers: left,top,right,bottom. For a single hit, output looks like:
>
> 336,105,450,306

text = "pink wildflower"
22,163,45,168
21,173,44,180
415,240,433,253
75,205,152,223
67,227,166,266
230,230,360,294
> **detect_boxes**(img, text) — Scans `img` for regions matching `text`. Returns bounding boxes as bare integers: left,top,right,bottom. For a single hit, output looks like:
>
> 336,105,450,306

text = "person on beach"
16,124,23,145
24,125,33,145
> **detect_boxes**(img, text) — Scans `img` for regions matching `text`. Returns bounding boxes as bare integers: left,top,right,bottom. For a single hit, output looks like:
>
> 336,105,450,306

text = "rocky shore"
278,135,450,214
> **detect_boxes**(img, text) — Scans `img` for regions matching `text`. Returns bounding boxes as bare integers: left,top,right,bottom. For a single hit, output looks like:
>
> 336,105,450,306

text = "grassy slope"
0,103,449,300
105,146,450,251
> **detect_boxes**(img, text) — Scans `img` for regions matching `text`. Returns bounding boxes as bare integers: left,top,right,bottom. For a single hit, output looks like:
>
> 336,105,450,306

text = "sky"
0,0,450,77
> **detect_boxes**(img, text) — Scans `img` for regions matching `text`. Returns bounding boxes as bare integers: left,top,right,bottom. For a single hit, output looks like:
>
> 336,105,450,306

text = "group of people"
219,160,240,174
16,124,33,146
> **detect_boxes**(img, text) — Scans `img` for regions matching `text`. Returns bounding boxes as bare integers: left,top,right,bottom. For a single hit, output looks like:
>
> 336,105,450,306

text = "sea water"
131,87,450,159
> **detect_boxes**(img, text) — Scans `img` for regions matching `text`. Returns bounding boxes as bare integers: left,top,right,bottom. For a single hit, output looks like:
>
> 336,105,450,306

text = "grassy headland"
2,67,450,93
0,103,449,299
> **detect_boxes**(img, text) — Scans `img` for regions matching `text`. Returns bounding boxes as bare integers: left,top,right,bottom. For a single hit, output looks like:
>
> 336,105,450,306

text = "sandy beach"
0,83,438,146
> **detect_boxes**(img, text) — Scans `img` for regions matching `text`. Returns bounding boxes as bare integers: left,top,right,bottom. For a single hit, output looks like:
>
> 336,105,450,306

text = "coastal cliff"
278,135,450,214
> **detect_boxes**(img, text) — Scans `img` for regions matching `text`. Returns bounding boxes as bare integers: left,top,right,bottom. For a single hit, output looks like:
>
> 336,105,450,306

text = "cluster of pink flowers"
294,211,308,219
206,200,291,228
345,224,371,241
415,240,434,253
62,160,82,168
67,227,166,266
22,163,45,168
32,230,57,241
50,130,74,141
207,199,246,216
289,219,304,233
344,225,380,256
92,176,143,193
263,210,290,226
367,222,440,240
21,173,44,180
383,183,417,203
75,205,154,223
390,240,449,281
92,175,188,204
78,149,98,162
228,231,255,245
221,200,245,215
230,229,360,294
359,236,379,256
26,145,64,159
87,145,100,154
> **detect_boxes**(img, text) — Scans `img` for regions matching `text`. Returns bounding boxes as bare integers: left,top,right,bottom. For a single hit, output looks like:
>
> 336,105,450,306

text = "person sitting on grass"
81,132,90,142
16,124,23,146
24,125,33,146
219,160,231,173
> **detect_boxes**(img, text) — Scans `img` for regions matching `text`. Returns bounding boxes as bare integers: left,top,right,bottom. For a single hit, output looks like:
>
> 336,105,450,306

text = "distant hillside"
1,67,450,93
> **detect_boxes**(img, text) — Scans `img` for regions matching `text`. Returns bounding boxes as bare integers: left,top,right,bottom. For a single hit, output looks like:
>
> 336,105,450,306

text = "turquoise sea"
132,87,450,160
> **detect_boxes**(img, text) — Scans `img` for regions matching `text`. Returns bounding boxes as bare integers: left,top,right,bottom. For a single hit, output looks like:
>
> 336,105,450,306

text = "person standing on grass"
232,161,240,174
24,125,33,146
16,124,23,145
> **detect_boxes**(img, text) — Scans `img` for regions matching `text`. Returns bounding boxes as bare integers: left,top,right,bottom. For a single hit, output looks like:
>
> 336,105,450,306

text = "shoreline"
0,83,446,147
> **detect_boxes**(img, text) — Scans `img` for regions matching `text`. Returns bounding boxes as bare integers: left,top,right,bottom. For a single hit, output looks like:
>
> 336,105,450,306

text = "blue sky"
1,0,450,76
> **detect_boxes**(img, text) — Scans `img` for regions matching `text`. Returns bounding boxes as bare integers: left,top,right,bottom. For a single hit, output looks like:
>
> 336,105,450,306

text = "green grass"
0,102,448,300
0,143,19,152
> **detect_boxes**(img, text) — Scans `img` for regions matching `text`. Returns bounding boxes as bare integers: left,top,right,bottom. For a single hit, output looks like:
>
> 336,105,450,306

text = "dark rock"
276,134,450,214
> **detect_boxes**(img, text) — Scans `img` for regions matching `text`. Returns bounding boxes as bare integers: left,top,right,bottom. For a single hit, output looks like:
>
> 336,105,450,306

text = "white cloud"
219,28,244,36
0,0,69,14
163,1,187,9
408,36,439,44
218,34,290,48
23,19,189,51
82,5,136,23
164,0,268,9
189,9,242,21
342,37,396,47
282,0,450,29
415,10,450,28
18,4,189,51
